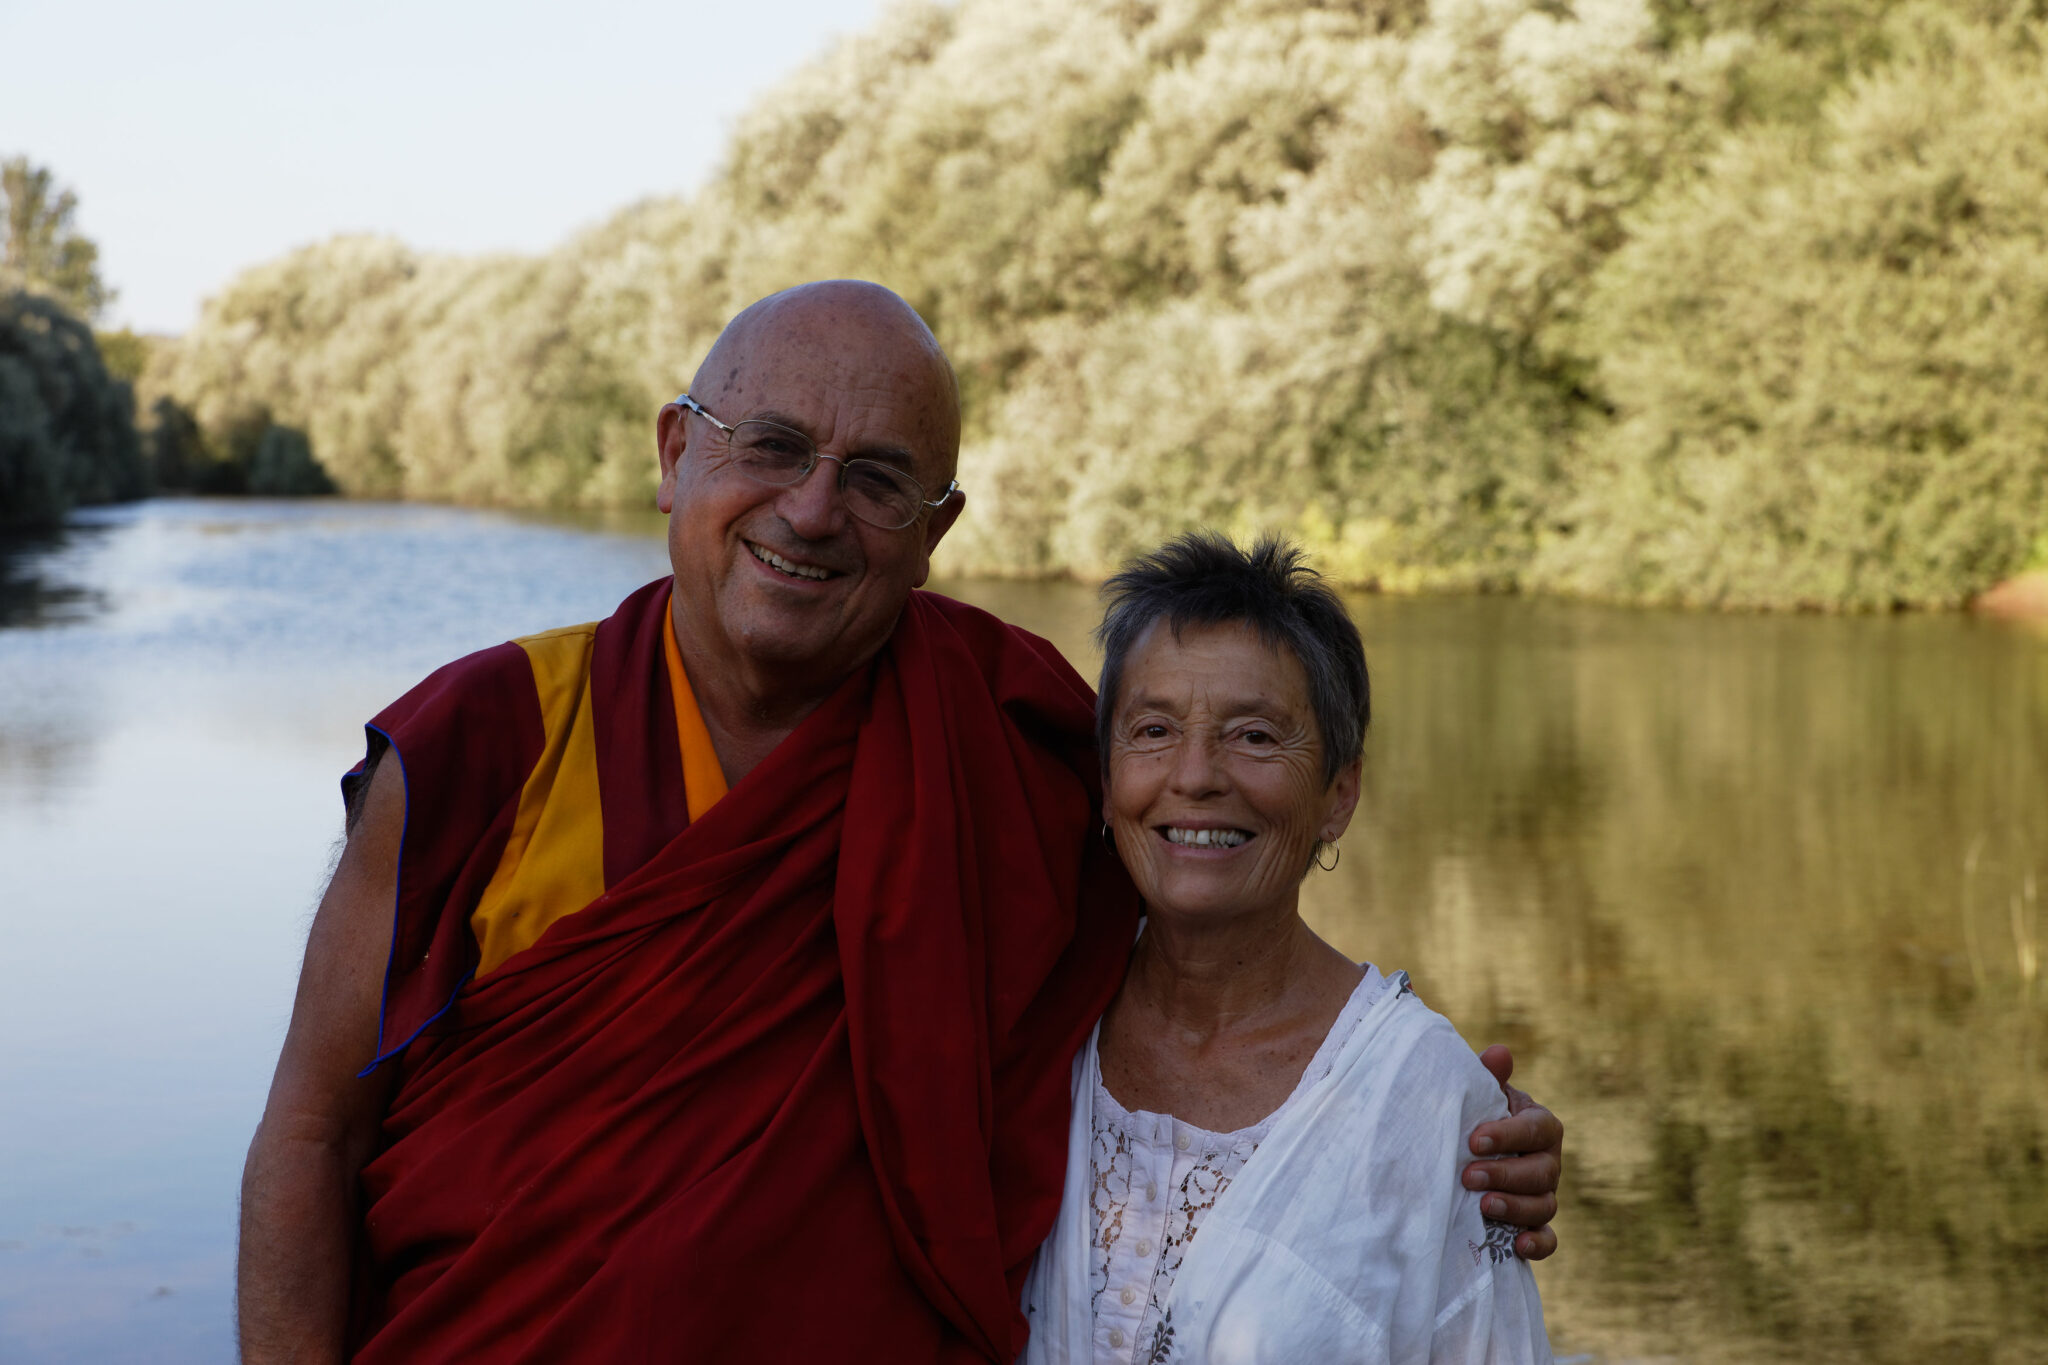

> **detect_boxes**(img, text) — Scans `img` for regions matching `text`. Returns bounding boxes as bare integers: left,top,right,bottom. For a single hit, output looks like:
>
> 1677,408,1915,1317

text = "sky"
0,0,887,334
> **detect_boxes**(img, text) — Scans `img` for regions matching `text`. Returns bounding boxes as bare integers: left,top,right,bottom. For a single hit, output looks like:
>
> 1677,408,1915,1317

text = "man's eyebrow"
847,441,917,471
749,409,818,438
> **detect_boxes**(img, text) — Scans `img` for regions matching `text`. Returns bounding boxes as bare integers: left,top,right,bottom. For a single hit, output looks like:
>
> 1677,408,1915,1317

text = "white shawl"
1020,973,1552,1365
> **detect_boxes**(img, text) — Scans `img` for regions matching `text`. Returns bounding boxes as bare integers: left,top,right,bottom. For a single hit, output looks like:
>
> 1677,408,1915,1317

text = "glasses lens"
841,461,923,529
729,421,814,484
726,421,927,529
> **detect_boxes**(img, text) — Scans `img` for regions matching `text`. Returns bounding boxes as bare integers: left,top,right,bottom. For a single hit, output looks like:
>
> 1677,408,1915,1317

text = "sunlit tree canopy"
147,0,2048,609
2,157,115,322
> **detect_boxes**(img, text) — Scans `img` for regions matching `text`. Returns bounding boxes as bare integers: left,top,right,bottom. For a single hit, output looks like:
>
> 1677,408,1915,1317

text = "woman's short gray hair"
1094,532,1370,786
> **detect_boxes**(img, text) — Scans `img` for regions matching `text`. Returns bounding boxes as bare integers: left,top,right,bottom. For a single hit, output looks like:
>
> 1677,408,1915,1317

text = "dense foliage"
149,0,2048,608
0,292,146,529
3,157,115,322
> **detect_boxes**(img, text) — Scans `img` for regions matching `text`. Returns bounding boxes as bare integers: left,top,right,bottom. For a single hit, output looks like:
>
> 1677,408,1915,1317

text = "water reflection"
1,503,2043,1362
0,500,675,1363
970,588,2048,1364
0,525,110,629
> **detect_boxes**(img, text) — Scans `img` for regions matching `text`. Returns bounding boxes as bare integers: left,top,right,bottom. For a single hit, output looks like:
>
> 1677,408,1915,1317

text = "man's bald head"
654,279,970,732
691,281,961,479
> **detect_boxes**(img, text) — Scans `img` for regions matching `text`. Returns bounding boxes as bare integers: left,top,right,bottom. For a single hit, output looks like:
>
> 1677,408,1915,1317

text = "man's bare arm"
238,755,403,1363
1464,1045,1564,1261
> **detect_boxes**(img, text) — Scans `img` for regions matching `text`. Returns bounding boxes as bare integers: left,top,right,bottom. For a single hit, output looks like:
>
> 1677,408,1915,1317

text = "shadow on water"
0,524,112,629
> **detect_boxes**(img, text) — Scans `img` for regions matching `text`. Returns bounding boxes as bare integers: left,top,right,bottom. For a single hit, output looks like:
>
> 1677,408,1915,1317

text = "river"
1,499,2043,1363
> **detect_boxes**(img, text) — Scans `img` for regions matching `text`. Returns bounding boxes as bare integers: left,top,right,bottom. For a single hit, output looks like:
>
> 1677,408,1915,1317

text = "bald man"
237,282,1561,1364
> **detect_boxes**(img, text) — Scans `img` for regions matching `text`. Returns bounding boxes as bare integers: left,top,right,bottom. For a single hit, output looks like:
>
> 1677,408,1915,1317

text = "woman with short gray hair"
1022,533,1551,1364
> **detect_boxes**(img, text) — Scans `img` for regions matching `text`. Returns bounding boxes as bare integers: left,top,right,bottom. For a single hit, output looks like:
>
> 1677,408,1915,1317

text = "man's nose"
776,455,851,540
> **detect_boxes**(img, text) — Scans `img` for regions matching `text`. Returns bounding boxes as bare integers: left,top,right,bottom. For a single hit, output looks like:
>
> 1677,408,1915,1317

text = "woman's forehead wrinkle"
1128,687,1302,723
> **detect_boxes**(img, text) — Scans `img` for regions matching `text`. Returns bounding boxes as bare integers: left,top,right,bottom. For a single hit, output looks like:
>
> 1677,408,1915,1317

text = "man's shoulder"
396,636,545,717
907,587,1007,637
512,620,601,649
394,616,607,718
908,590,1084,685
372,624,587,755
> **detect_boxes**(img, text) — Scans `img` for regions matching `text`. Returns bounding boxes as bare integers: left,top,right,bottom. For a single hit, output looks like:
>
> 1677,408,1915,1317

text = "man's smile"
745,539,841,582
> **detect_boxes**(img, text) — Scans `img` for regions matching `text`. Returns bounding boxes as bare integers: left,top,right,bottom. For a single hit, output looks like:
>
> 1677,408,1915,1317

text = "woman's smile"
1104,618,1360,923
1158,824,1253,850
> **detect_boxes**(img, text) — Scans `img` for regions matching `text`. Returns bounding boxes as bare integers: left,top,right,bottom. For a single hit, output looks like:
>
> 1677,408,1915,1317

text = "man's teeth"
1165,827,1250,848
749,543,831,581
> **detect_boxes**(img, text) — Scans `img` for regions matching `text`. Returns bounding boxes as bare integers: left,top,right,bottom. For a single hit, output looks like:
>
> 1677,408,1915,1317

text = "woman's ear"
1319,756,1362,844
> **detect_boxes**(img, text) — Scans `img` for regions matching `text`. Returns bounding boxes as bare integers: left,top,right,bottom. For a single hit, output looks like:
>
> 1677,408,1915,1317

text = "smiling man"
236,282,1562,1364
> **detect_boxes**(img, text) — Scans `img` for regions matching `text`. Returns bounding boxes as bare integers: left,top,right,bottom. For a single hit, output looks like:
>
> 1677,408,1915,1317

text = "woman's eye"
1138,724,1168,739
1242,729,1272,744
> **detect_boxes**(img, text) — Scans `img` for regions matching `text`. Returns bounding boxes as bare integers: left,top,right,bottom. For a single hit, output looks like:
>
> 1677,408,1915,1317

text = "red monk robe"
340,578,1139,1362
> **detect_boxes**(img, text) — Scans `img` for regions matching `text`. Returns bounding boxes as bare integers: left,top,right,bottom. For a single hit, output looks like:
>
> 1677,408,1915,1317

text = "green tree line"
2,156,145,529
147,0,2048,608
2,155,333,531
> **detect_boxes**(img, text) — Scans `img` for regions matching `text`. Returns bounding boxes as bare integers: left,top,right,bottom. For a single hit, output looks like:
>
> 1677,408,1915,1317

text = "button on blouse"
1084,965,1390,1364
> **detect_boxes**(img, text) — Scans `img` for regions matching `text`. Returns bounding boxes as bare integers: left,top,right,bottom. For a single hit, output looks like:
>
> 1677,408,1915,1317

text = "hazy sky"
0,0,886,334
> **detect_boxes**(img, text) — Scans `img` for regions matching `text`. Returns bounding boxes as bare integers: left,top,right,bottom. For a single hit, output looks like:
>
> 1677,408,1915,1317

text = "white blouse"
1084,966,1394,1363
1022,968,1552,1365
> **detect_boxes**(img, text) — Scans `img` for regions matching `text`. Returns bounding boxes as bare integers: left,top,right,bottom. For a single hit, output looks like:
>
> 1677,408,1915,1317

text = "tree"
1545,7,2048,609
0,291,146,528
141,0,2048,608
2,157,115,321
248,423,335,495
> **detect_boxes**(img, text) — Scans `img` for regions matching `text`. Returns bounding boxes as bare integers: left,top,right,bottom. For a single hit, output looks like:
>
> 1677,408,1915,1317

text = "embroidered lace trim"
1086,966,1391,1362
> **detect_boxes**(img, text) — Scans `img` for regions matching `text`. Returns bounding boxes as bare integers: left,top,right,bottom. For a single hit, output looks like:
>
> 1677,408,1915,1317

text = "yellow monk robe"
469,594,728,976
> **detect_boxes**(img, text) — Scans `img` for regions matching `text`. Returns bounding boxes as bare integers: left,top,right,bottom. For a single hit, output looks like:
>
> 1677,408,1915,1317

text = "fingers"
1468,1103,1562,1158
1463,1064,1565,1263
1462,1147,1561,1199
1467,1182,1558,1226
1513,1225,1557,1262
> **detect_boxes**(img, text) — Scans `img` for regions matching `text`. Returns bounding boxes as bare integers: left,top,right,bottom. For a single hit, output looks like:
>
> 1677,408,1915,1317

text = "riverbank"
1977,570,2048,624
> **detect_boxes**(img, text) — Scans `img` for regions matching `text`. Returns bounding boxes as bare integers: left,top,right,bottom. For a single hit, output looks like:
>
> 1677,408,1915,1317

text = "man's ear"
655,403,686,514
913,489,966,587
1319,756,1362,845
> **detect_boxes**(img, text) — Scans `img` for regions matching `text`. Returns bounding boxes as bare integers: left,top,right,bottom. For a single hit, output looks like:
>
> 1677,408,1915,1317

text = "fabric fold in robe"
341,578,1139,1363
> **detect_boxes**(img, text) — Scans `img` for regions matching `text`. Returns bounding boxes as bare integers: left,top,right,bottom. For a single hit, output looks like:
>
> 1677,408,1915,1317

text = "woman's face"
1105,619,1360,924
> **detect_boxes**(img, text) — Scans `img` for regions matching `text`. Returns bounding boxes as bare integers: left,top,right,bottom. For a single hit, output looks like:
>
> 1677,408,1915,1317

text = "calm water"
2,500,2043,1363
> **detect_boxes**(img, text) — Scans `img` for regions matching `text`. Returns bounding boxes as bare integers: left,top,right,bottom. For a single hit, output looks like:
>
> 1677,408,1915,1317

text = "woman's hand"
1463,1045,1562,1261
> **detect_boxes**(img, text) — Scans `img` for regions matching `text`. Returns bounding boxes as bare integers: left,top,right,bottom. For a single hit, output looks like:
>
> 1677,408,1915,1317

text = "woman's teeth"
749,542,830,580
1164,827,1249,848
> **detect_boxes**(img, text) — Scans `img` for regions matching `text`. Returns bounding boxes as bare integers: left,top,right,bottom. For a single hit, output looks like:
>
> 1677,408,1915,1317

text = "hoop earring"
1101,822,1116,850
1313,843,1340,872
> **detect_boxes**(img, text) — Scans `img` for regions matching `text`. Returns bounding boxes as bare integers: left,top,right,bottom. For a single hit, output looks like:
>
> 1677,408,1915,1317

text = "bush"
247,424,335,496
0,291,145,529
1547,7,2048,608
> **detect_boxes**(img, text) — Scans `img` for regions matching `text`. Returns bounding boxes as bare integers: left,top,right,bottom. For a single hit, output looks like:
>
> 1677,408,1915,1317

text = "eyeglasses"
674,393,959,531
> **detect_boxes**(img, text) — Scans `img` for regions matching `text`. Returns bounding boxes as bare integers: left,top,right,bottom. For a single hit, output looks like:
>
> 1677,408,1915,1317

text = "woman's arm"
1435,1044,1556,1363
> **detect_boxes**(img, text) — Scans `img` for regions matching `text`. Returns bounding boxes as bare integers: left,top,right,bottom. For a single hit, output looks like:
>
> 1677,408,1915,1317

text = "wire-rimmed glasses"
675,393,958,531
